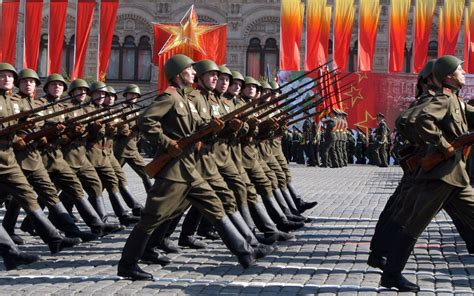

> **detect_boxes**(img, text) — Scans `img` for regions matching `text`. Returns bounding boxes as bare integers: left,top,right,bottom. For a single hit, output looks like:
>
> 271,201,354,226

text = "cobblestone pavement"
1,163,473,295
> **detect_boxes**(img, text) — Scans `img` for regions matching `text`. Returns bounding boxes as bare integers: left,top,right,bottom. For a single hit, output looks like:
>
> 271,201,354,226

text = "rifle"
420,131,474,172
144,63,334,178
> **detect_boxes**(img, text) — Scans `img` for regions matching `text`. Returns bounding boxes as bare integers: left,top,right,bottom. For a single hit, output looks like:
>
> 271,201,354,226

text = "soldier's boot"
20,216,37,236
74,197,124,237
28,209,82,254
2,199,24,245
108,191,140,226
87,195,108,221
0,225,40,271
380,232,419,292
368,220,402,270
61,195,80,223
119,186,143,217
156,216,181,253
272,189,306,222
117,227,153,281
196,217,219,240
287,183,318,213
179,207,207,249
248,201,294,242
280,187,306,218
240,204,271,243
229,211,276,249
262,194,304,232
213,215,256,268
48,202,98,242
140,226,171,266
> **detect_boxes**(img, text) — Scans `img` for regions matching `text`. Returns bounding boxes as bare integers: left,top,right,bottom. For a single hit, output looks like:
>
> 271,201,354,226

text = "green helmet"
269,81,279,90
260,81,272,90
244,76,261,87
194,59,220,77
107,86,117,98
0,63,18,83
231,71,244,83
433,55,463,83
164,54,195,82
68,79,89,95
43,73,67,92
418,59,436,80
218,65,233,78
123,84,141,97
89,81,108,95
17,68,41,86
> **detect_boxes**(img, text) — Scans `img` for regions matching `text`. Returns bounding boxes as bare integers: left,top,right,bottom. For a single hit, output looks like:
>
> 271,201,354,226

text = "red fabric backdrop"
71,0,95,79
24,0,43,70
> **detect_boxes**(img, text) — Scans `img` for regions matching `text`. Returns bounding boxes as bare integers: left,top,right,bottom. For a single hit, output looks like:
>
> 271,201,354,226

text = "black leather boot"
368,220,402,269
179,207,207,248
108,191,140,226
248,201,294,242
28,209,82,254
380,232,419,292
196,217,219,240
229,211,275,246
2,199,24,245
0,225,40,271
213,216,256,268
117,227,153,280
273,189,306,222
119,186,143,216
262,194,304,231
239,204,256,231
74,197,124,237
279,187,300,215
87,195,108,220
48,202,98,242
287,183,318,213
140,248,171,266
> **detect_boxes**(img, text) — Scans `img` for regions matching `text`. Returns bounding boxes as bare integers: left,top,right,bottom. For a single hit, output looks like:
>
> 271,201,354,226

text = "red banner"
153,6,227,91
24,0,43,70
358,0,381,72
465,8,470,72
305,0,325,70
469,4,474,73
280,0,304,70
413,0,436,72
1,0,20,64
438,7,444,56
389,0,410,72
71,0,95,79
440,0,464,56
333,0,355,71
318,7,332,66
98,0,119,81
48,0,68,74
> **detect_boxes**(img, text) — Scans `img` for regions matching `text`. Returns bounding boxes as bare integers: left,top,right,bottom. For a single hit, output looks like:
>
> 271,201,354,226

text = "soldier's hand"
247,117,259,129
167,139,182,157
12,136,27,151
24,118,35,130
74,123,85,135
105,123,116,135
443,144,456,158
55,123,66,134
39,136,48,146
210,118,225,133
122,129,131,137
195,140,204,153
271,117,280,130
228,118,243,132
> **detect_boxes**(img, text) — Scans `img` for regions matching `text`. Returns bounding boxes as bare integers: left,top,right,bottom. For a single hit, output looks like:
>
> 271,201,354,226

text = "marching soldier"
374,112,390,167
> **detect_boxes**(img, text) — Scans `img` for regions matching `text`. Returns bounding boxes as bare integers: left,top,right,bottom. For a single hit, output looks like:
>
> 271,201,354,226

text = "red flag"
48,0,68,74
318,6,332,66
24,0,43,70
305,0,325,70
1,0,20,64
413,0,436,72
280,0,304,70
358,0,381,72
333,0,355,71
71,0,95,79
98,0,119,81
389,0,410,72
440,0,464,56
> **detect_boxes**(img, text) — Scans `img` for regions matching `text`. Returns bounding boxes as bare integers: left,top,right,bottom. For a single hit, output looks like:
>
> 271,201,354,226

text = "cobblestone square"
0,163,473,295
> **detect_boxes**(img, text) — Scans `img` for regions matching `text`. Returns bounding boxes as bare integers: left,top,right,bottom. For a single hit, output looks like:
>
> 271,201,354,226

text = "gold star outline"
343,85,364,108
354,111,377,138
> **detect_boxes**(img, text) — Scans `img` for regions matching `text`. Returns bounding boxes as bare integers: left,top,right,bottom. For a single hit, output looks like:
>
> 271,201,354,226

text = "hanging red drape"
71,0,95,79
469,4,474,73
318,6,332,66
48,0,68,75
1,0,20,64
333,0,355,71
465,8,470,72
305,0,325,70
280,0,304,70
413,0,436,72
438,8,444,57
98,0,119,81
24,0,43,70
441,0,464,56
389,0,410,72
358,0,381,72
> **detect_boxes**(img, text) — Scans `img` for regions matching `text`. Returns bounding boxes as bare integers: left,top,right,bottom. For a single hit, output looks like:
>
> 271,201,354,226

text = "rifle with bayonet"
144,62,334,178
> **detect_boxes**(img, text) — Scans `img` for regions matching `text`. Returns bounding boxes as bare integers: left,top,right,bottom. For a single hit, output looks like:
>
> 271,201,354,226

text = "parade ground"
0,163,473,295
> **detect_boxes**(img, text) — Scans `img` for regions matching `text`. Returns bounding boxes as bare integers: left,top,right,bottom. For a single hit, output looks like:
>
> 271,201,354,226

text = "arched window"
263,38,278,79
427,41,438,59
121,36,136,80
38,34,48,77
246,38,262,77
106,35,120,80
137,36,152,81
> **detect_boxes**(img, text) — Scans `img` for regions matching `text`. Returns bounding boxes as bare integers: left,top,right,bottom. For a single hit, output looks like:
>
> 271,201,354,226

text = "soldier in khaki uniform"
118,54,267,281
373,113,390,167
114,84,153,193
380,56,474,292
84,81,139,226
3,70,97,244
0,64,80,261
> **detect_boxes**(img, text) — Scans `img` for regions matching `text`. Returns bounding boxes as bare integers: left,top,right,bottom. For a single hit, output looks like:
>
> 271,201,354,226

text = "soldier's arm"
138,94,174,150
415,95,451,153
464,103,474,128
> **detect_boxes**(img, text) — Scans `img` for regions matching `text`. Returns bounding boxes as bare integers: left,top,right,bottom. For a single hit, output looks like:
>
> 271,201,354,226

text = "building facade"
12,0,464,92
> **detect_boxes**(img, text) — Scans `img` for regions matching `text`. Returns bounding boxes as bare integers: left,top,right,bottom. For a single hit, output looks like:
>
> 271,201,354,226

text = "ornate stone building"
12,0,465,92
